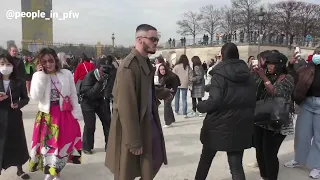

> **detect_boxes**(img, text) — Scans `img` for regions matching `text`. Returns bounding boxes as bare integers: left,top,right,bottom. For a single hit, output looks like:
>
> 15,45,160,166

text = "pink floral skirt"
29,102,82,176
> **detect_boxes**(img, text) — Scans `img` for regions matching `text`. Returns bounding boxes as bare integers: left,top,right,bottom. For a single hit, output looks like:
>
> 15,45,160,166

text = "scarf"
93,69,100,81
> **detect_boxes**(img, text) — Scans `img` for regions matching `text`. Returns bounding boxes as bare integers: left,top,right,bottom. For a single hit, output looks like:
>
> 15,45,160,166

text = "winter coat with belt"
197,59,256,151
191,65,205,98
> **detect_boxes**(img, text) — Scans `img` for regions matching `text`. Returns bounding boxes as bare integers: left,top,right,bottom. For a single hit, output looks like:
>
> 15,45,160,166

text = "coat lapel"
0,80,4,93
131,49,152,122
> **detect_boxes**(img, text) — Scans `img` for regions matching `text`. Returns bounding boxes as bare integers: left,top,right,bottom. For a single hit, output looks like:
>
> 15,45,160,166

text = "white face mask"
0,66,13,75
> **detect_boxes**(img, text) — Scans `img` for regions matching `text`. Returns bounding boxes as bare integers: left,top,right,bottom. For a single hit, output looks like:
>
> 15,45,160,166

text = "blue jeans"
295,97,320,169
174,88,188,115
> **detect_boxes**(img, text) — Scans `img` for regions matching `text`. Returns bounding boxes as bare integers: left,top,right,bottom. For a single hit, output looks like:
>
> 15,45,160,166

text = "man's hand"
11,103,19,109
167,93,174,100
100,73,109,82
129,147,143,155
0,94,8,101
289,56,297,65
166,88,174,100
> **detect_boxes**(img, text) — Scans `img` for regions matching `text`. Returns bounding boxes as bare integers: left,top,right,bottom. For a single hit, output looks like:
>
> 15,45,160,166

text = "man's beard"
143,42,156,54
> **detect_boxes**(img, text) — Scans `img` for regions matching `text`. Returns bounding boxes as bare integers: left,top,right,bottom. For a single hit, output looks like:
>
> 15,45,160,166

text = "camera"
100,64,114,75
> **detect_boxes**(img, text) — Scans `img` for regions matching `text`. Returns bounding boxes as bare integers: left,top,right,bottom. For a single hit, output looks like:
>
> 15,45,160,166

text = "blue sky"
0,0,317,48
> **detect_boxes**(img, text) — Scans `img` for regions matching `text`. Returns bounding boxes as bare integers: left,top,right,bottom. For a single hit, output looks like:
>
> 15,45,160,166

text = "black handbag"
254,96,291,126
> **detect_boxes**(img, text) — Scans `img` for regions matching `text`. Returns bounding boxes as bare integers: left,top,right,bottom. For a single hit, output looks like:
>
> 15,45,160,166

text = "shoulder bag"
51,78,73,111
254,75,291,126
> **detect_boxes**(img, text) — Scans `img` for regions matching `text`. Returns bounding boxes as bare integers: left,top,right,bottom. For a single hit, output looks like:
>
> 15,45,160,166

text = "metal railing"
159,37,320,49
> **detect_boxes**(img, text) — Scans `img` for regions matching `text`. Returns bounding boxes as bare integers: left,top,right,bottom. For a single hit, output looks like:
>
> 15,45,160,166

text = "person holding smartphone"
0,54,30,179
29,48,82,180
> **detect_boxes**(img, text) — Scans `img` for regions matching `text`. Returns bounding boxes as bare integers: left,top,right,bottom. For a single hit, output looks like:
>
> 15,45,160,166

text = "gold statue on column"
96,41,102,58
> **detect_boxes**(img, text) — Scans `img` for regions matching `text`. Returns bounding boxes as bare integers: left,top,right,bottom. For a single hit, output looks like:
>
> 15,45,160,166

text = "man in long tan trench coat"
105,24,172,180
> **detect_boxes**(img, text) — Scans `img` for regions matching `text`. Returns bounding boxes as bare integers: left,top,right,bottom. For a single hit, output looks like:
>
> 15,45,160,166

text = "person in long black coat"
0,55,30,179
194,43,256,180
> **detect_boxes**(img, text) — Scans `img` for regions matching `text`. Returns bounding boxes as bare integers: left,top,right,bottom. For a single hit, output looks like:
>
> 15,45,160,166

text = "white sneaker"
284,160,300,168
53,177,61,180
45,174,53,180
163,124,173,128
310,169,320,179
197,112,203,117
188,111,199,117
247,162,258,168
184,115,188,118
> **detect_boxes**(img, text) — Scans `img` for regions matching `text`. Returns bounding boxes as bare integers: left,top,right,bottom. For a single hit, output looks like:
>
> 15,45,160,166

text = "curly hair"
35,48,62,72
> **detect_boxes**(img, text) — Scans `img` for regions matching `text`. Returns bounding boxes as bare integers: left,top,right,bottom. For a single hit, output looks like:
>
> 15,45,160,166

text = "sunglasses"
139,36,159,42
40,59,55,64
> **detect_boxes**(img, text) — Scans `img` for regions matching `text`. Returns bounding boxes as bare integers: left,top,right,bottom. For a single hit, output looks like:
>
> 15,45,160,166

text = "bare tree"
260,4,277,33
220,6,238,33
231,0,261,41
200,5,223,44
296,2,320,37
176,11,203,44
272,1,302,41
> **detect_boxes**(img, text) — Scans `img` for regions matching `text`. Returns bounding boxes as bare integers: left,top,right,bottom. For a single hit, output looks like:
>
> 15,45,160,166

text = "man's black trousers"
82,100,111,151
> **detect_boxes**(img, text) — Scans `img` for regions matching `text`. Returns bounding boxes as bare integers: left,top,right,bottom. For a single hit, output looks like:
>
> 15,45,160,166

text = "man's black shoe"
83,149,93,155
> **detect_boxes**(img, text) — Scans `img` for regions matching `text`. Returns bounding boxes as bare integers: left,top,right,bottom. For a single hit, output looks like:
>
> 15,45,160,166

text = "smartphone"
40,65,47,74
294,47,301,54
154,76,160,85
252,60,259,68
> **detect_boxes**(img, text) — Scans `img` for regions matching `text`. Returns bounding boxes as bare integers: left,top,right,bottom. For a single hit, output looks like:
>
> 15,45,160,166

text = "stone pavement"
0,95,313,180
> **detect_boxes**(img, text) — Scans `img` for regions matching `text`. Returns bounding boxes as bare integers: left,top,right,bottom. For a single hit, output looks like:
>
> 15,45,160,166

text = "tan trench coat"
105,49,170,180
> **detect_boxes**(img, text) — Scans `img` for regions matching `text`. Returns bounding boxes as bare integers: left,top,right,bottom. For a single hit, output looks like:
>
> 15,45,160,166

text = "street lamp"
257,8,265,54
257,8,265,33
112,33,115,47
111,33,115,53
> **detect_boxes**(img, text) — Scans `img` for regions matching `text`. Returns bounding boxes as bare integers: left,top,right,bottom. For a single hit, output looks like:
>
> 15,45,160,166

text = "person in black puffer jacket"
79,57,116,154
195,43,256,180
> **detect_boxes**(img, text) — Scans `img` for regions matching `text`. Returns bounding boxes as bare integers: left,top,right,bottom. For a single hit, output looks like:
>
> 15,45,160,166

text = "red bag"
51,78,73,111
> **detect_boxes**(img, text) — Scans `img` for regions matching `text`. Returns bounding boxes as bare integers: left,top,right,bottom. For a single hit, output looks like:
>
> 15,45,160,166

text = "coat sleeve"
68,71,83,121
188,67,194,86
18,80,29,109
19,59,27,80
197,75,223,113
73,64,81,83
30,71,49,101
116,68,142,149
192,66,203,83
172,74,180,93
81,74,104,100
105,68,117,99
155,86,171,100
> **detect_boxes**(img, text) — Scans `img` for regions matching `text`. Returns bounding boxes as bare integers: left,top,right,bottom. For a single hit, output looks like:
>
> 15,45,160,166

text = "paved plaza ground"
0,93,314,180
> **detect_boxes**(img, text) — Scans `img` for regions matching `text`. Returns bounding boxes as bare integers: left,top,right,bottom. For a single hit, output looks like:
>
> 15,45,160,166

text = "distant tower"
21,0,53,52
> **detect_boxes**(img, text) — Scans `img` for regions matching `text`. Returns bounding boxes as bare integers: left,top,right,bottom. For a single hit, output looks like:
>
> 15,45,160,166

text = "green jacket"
24,62,36,75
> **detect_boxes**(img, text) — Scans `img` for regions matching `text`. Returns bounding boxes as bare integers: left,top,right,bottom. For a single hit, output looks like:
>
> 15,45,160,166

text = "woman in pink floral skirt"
29,48,83,180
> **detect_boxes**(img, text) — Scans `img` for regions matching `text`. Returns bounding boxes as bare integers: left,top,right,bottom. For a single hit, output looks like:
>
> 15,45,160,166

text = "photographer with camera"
79,58,116,155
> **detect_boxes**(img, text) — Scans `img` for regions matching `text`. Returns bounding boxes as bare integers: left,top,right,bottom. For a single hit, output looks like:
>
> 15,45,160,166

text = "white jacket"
30,69,83,120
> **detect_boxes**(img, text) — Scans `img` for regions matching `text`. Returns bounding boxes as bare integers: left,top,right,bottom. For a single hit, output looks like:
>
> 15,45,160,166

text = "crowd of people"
0,23,320,180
